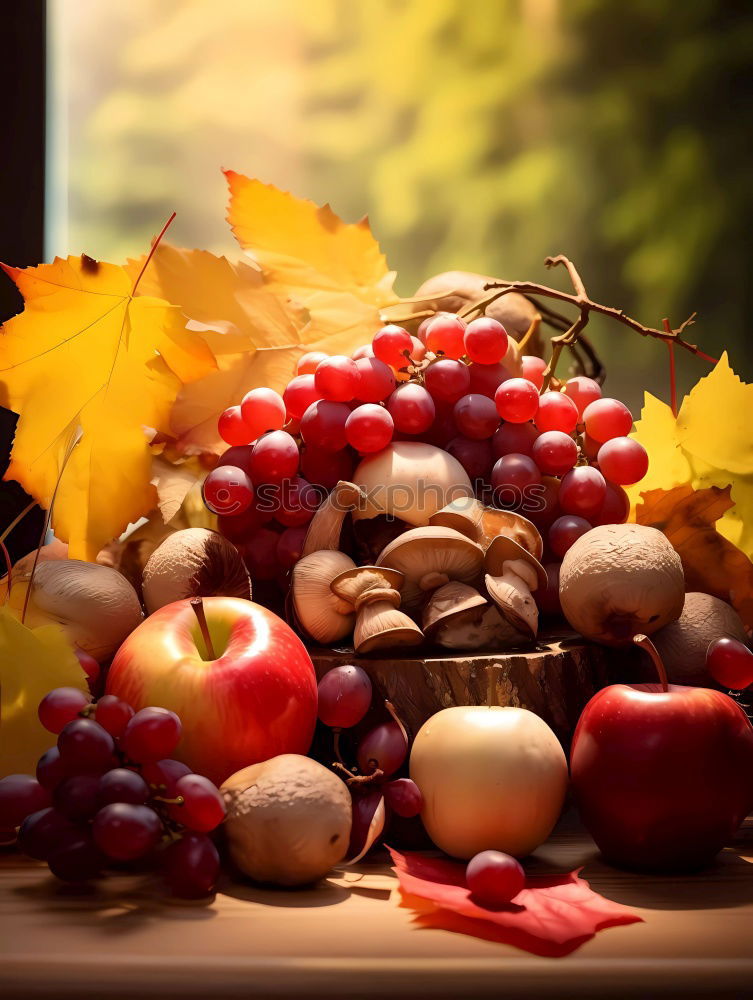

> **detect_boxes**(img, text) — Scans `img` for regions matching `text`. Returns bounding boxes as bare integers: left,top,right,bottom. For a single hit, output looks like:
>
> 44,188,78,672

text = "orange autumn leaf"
635,484,753,630
0,254,216,559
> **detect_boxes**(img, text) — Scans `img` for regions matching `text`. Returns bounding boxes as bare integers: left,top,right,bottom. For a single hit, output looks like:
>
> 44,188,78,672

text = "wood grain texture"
1,813,751,1000
310,629,635,745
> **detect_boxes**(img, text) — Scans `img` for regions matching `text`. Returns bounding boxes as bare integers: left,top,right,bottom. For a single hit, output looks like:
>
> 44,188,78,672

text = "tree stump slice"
309,629,636,747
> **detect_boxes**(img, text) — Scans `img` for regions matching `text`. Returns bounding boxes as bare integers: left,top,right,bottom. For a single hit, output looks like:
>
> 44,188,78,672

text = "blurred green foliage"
54,0,753,407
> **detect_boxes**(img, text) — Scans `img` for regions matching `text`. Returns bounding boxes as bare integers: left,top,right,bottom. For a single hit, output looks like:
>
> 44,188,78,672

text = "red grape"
446,436,493,481
384,778,423,818
351,343,374,360
94,694,134,739
276,526,308,569
387,383,435,434
238,526,281,581
466,850,525,905
92,803,162,861
591,482,630,526
203,465,254,516
53,774,101,820
217,502,271,543
317,665,373,729
463,317,508,365
240,387,286,439
122,707,182,764
422,404,458,448
249,430,299,485
217,405,252,446
283,374,321,420
582,432,601,462
531,430,578,476
558,466,607,518
354,357,396,402
425,314,466,358
58,718,115,773
521,355,547,390
492,421,540,458
468,361,516,399
345,404,394,453
417,311,453,345
275,476,320,527
526,476,560,531
372,325,413,368
216,444,254,475
536,563,562,617
563,375,602,417
597,437,649,485
453,394,499,440
424,359,471,404
535,390,579,434
0,774,50,829
141,758,192,796
583,397,633,443
162,832,220,899
36,747,68,790
706,637,753,690
300,399,350,451
38,687,91,734
494,378,540,423
315,355,360,402
97,768,150,807
549,515,592,559
357,722,408,778
491,454,542,505
169,774,226,833
297,351,328,375
75,648,100,693
300,444,354,489
18,807,77,861
48,833,105,883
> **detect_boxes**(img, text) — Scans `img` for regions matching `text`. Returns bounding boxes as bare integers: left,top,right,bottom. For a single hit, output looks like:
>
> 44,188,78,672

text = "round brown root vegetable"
142,528,251,614
559,524,684,647
221,755,352,887
652,592,749,686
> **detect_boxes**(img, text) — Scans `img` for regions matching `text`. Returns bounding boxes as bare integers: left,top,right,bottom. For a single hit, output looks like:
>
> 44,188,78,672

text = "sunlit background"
47,0,753,408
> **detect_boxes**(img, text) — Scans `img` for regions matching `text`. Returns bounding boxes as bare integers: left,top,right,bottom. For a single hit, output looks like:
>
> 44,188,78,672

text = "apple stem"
633,633,669,692
487,663,502,708
191,597,216,660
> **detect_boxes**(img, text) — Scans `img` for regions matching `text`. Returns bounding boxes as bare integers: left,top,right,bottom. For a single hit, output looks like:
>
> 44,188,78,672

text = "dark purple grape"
53,775,101,821
57,718,115,773
97,768,150,807
121,708,182,763
140,758,192,796
18,808,77,861
0,774,50,829
317,665,373,729
48,833,106,882
383,778,423,818
92,803,162,861
38,687,91,735
356,722,408,778
162,833,220,898
36,747,69,790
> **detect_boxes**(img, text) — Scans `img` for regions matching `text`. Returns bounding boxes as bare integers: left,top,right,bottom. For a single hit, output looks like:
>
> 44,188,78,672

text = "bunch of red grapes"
0,689,225,897
203,311,648,604
317,665,422,857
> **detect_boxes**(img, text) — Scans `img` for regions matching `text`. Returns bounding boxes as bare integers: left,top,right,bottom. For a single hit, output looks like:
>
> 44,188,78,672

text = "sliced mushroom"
430,498,543,558
484,535,547,640
376,526,484,613
422,581,523,651
302,481,366,557
291,550,356,645
330,566,423,654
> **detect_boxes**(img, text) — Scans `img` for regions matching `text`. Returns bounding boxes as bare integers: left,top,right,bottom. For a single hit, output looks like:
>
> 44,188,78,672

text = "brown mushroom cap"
376,526,484,611
330,566,405,607
484,535,547,589
291,550,356,644
430,498,543,558
422,582,488,635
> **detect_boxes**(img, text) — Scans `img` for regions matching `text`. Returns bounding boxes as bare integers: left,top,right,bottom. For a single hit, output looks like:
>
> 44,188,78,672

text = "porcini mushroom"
291,550,357,645
376,526,484,612
430,498,543,558
652,592,749,686
11,559,143,660
422,581,524,651
302,481,366,557
559,524,684,647
142,528,251,614
484,536,547,640
331,566,423,653
353,442,473,527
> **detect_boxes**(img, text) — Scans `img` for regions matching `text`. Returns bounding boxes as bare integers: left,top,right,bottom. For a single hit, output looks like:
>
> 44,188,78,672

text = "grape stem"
481,255,710,390
632,633,669,692
190,597,216,659
384,699,409,747
332,728,346,767
152,794,184,806
331,760,385,786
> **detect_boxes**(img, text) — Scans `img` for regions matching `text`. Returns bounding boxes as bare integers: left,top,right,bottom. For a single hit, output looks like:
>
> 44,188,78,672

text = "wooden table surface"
1,812,752,1000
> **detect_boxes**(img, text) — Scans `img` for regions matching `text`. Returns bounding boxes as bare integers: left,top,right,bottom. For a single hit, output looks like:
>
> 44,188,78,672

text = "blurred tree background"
49,0,753,408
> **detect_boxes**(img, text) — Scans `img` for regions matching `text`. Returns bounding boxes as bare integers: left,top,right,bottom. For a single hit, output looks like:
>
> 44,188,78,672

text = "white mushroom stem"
302,481,366,557
485,558,539,639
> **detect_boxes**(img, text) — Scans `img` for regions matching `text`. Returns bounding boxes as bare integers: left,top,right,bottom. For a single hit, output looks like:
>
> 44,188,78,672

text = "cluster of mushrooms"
291,480,547,654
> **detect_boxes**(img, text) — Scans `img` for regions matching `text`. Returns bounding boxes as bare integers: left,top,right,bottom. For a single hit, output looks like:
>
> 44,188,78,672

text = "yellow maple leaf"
628,353,753,562
126,244,379,453
0,608,87,778
0,254,216,559
224,170,399,343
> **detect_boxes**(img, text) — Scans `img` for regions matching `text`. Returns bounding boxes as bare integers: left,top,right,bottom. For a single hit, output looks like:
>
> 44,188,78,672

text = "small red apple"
571,635,753,872
106,597,317,785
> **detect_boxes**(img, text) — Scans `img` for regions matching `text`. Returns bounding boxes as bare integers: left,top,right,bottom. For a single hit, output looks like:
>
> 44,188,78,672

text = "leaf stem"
130,211,177,296
0,500,37,546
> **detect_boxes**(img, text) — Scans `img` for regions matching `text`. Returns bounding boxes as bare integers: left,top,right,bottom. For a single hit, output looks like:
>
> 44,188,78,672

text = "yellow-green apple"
106,597,317,785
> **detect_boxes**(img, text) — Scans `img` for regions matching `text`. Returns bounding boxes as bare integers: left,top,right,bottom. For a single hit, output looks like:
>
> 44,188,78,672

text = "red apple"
106,597,317,785
571,635,753,872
